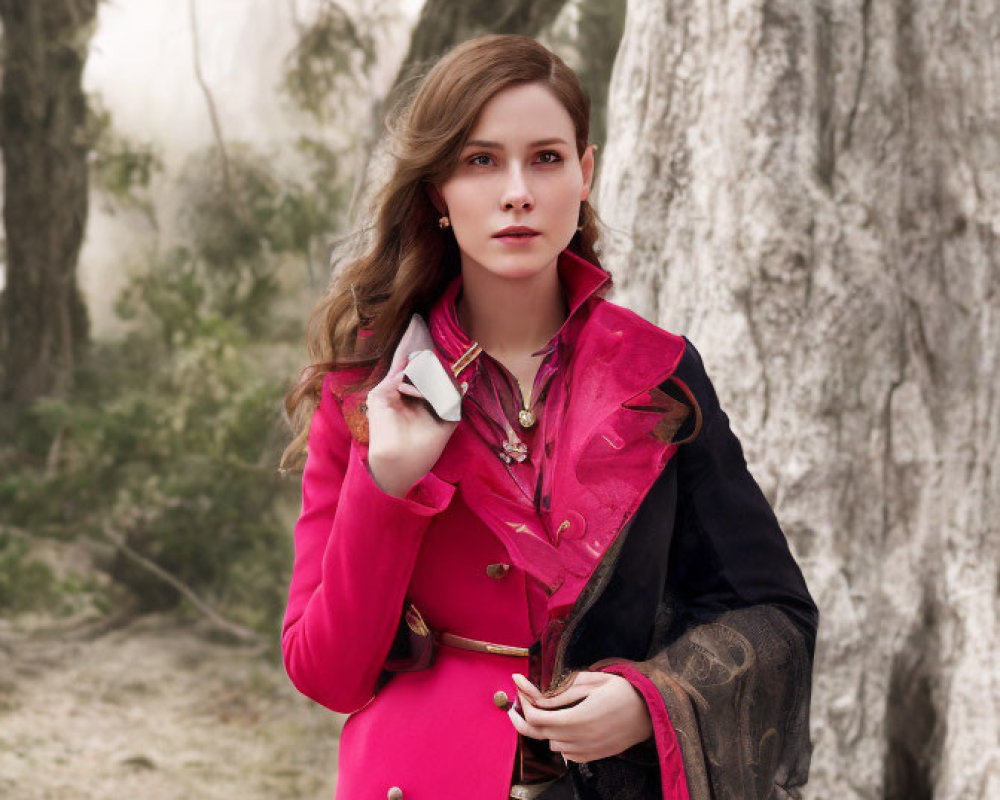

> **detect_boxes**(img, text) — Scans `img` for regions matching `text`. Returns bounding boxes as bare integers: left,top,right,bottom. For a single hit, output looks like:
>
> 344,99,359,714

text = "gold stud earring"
438,215,451,229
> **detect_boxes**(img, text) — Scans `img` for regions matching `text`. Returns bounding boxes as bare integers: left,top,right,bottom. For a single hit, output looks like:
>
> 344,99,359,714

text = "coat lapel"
536,302,689,615
428,289,694,621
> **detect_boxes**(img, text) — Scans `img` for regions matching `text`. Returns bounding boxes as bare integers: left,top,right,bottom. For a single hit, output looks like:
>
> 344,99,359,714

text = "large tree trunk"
395,0,569,87
598,1,999,798
574,0,627,152
0,0,97,409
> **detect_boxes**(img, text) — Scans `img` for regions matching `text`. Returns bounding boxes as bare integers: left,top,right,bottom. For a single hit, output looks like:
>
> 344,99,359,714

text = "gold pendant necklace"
516,378,537,428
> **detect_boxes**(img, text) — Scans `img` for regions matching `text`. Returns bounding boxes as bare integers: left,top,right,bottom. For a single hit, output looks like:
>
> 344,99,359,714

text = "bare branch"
2,523,264,647
107,534,263,645
188,0,236,209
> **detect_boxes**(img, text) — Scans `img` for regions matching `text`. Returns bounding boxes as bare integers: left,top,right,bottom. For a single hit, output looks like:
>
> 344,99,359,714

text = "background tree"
343,0,573,222
573,0,626,151
395,0,569,86
599,1,999,798
0,0,98,414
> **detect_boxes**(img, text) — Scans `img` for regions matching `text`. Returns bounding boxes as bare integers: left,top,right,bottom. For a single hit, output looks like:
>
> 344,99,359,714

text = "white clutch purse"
398,313,463,422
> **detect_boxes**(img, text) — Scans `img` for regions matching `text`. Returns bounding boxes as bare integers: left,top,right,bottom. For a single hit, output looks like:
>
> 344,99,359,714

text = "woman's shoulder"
588,296,711,374
583,295,692,374
589,295,686,344
586,297,720,439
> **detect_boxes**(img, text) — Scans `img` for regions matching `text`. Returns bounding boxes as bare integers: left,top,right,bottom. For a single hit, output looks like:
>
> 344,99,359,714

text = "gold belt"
434,631,530,658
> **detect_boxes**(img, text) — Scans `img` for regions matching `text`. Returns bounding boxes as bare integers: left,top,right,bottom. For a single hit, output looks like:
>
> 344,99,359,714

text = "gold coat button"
493,690,511,709
387,788,403,800
486,563,511,579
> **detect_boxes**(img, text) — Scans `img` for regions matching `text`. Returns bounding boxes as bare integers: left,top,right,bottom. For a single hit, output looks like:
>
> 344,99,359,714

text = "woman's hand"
365,329,459,498
507,671,653,763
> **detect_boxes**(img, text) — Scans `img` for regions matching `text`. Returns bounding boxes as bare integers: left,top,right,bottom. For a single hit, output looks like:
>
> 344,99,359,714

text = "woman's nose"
501,168,533,211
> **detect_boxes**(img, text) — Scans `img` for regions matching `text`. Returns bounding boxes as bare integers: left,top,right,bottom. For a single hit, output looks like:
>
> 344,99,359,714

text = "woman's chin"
456,248,548,279
477,259,554,282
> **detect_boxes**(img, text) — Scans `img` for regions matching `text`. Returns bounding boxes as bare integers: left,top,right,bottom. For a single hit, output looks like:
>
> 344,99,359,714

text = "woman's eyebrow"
462,137,569,149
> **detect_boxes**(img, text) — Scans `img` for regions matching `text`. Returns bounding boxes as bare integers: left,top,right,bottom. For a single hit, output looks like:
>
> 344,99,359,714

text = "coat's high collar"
428,248,612,372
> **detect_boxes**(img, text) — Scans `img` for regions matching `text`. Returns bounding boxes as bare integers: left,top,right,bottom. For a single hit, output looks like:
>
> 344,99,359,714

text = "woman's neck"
455,260,568,359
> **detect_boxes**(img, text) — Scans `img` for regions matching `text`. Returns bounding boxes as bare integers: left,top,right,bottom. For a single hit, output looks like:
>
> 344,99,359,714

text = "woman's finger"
550,741,593,764
550,670,607,689
513,671,589,704
519,693,555,734
524,692,597,736
511,673,543,702
527,684,591,710
519,692,592,736
507,707,547,740
396,380,424,398
368,356,411,403
369,366,420,407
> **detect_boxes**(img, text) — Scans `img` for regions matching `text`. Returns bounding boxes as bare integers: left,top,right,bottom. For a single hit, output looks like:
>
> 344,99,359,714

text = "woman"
280,34,818,800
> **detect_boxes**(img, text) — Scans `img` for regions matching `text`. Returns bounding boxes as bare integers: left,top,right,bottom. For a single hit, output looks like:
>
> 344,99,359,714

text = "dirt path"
0,614,342,799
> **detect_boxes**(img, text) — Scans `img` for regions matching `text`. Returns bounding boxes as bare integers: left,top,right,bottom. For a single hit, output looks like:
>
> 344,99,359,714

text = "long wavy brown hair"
280,33,608,472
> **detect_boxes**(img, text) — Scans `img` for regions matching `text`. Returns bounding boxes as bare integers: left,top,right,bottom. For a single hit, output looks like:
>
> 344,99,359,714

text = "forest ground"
0,612,342,799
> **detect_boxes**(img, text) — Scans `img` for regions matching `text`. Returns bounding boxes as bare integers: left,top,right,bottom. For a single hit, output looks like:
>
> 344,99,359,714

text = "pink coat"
282,251,692,799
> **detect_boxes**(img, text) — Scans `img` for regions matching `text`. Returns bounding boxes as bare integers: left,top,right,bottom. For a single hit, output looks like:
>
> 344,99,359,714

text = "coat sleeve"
281,372,457,713
597,338,819,800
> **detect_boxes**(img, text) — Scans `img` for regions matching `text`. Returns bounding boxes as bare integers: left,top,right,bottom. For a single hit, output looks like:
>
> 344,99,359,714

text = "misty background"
0,1,997,799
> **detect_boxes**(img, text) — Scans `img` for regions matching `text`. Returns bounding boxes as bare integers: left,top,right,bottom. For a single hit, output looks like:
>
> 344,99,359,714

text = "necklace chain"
458,343,540,463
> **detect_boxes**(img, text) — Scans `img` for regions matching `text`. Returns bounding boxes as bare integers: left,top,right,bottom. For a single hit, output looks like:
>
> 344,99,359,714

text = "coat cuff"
597,662,690,800
342,438,456,517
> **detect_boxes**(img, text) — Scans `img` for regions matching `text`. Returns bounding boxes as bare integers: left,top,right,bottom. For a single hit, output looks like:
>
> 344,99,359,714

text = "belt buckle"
510,779,556,800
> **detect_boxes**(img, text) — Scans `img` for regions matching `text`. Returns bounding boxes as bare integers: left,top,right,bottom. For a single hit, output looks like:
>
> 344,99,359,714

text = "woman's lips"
493,232,540,245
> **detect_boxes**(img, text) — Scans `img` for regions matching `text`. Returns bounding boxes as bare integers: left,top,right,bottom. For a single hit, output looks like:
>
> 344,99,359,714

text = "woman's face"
433,82,595,282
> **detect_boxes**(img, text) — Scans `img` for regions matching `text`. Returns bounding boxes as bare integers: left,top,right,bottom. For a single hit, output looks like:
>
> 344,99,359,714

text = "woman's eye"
465,151,562,168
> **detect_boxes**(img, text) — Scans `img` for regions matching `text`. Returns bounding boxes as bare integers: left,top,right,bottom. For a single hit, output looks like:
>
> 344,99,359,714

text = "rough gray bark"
598,1,999,798
394,0,569,90
0,0,97,408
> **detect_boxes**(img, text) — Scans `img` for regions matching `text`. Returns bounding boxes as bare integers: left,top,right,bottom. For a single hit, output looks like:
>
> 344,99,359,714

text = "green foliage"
0,5,374,629
86,94,163,221
0,533,58,613
93,132,161,200
0,529,112,616
282,1,379,121
0,319,293,628
0,135,349,630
